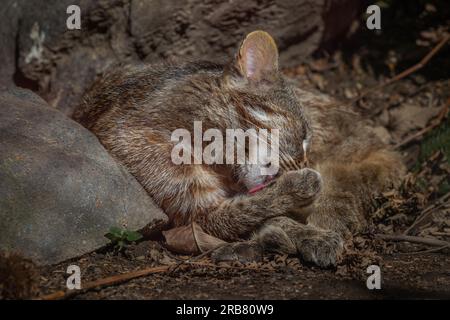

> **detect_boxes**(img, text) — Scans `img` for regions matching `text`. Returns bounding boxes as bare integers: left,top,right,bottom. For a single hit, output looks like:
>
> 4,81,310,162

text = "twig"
348,34,450,106
168,243,228,274
395,100,449,149
399,245,449,255
188,261,264,272
377,234,450,247
38,265,171,300
37,259,259,300
403,192,450,235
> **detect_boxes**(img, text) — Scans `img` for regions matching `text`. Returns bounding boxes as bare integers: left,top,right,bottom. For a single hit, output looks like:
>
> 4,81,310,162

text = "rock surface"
0,0,361,114
0,87,168,265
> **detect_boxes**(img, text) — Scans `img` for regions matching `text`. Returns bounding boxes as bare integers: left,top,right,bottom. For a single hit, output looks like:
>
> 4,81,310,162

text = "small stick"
377,234,450,247
37,259,261,300
38,265,170,300
168,243,227,274
395,100,449,149
399,245,449,255
348,34,450,106
188,261,265,272
403,192,450,235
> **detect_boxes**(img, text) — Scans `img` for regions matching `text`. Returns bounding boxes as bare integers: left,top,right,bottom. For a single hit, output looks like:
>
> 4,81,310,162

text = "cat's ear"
236,31,279,83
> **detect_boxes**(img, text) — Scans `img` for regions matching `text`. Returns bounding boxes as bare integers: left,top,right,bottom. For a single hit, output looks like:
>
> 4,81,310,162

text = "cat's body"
73,31,405,267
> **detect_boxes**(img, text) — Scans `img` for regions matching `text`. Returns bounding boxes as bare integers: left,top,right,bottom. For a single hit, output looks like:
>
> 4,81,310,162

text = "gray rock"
0,87,168,265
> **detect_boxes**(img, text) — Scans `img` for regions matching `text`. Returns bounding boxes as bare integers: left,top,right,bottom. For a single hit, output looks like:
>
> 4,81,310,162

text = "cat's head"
223,31,312,191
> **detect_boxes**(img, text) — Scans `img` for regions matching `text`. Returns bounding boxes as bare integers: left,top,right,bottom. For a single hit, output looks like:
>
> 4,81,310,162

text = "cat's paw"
276,168,322,206
294,229,343,268
211,241,263,264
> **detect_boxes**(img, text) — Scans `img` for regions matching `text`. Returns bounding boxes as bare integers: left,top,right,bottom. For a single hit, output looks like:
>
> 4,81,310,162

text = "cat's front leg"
198,168,322,242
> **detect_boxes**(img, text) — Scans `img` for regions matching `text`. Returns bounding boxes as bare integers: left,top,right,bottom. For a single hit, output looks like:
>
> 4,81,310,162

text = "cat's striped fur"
73,31,405,267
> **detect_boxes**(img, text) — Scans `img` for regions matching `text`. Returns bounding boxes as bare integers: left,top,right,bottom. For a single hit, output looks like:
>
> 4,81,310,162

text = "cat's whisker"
287,155,302,171
279,161,289,172
280,154,296,171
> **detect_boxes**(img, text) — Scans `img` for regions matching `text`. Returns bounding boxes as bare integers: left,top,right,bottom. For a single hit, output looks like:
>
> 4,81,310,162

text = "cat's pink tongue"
248,175,275,194
248,183,268,195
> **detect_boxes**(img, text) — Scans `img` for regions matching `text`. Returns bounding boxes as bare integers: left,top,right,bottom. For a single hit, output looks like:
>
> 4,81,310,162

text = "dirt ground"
36,240,450,300
26,2,450,300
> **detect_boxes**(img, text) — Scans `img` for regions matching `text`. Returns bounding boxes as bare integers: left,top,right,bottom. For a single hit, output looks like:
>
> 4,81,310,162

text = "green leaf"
104,233,118,242
125,231,143,242
109,226,123,237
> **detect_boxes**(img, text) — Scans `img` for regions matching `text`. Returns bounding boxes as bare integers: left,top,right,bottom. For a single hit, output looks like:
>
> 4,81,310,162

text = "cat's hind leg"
212,216,343,267
211,240,264,263
255,216,343,267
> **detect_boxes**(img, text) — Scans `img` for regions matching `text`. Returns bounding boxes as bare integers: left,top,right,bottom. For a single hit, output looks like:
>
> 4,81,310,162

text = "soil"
37,240,450,300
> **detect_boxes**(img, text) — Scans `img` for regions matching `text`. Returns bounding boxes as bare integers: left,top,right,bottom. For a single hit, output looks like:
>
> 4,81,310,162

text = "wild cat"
73,31,405,267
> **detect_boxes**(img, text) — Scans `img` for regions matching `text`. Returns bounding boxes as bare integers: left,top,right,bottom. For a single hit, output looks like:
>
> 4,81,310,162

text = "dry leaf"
162,222,226,255
389,103,442,141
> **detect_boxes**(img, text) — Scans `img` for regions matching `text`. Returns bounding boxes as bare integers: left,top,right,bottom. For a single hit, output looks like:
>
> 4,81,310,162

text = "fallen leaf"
389,103,442,141
162,222,226,255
